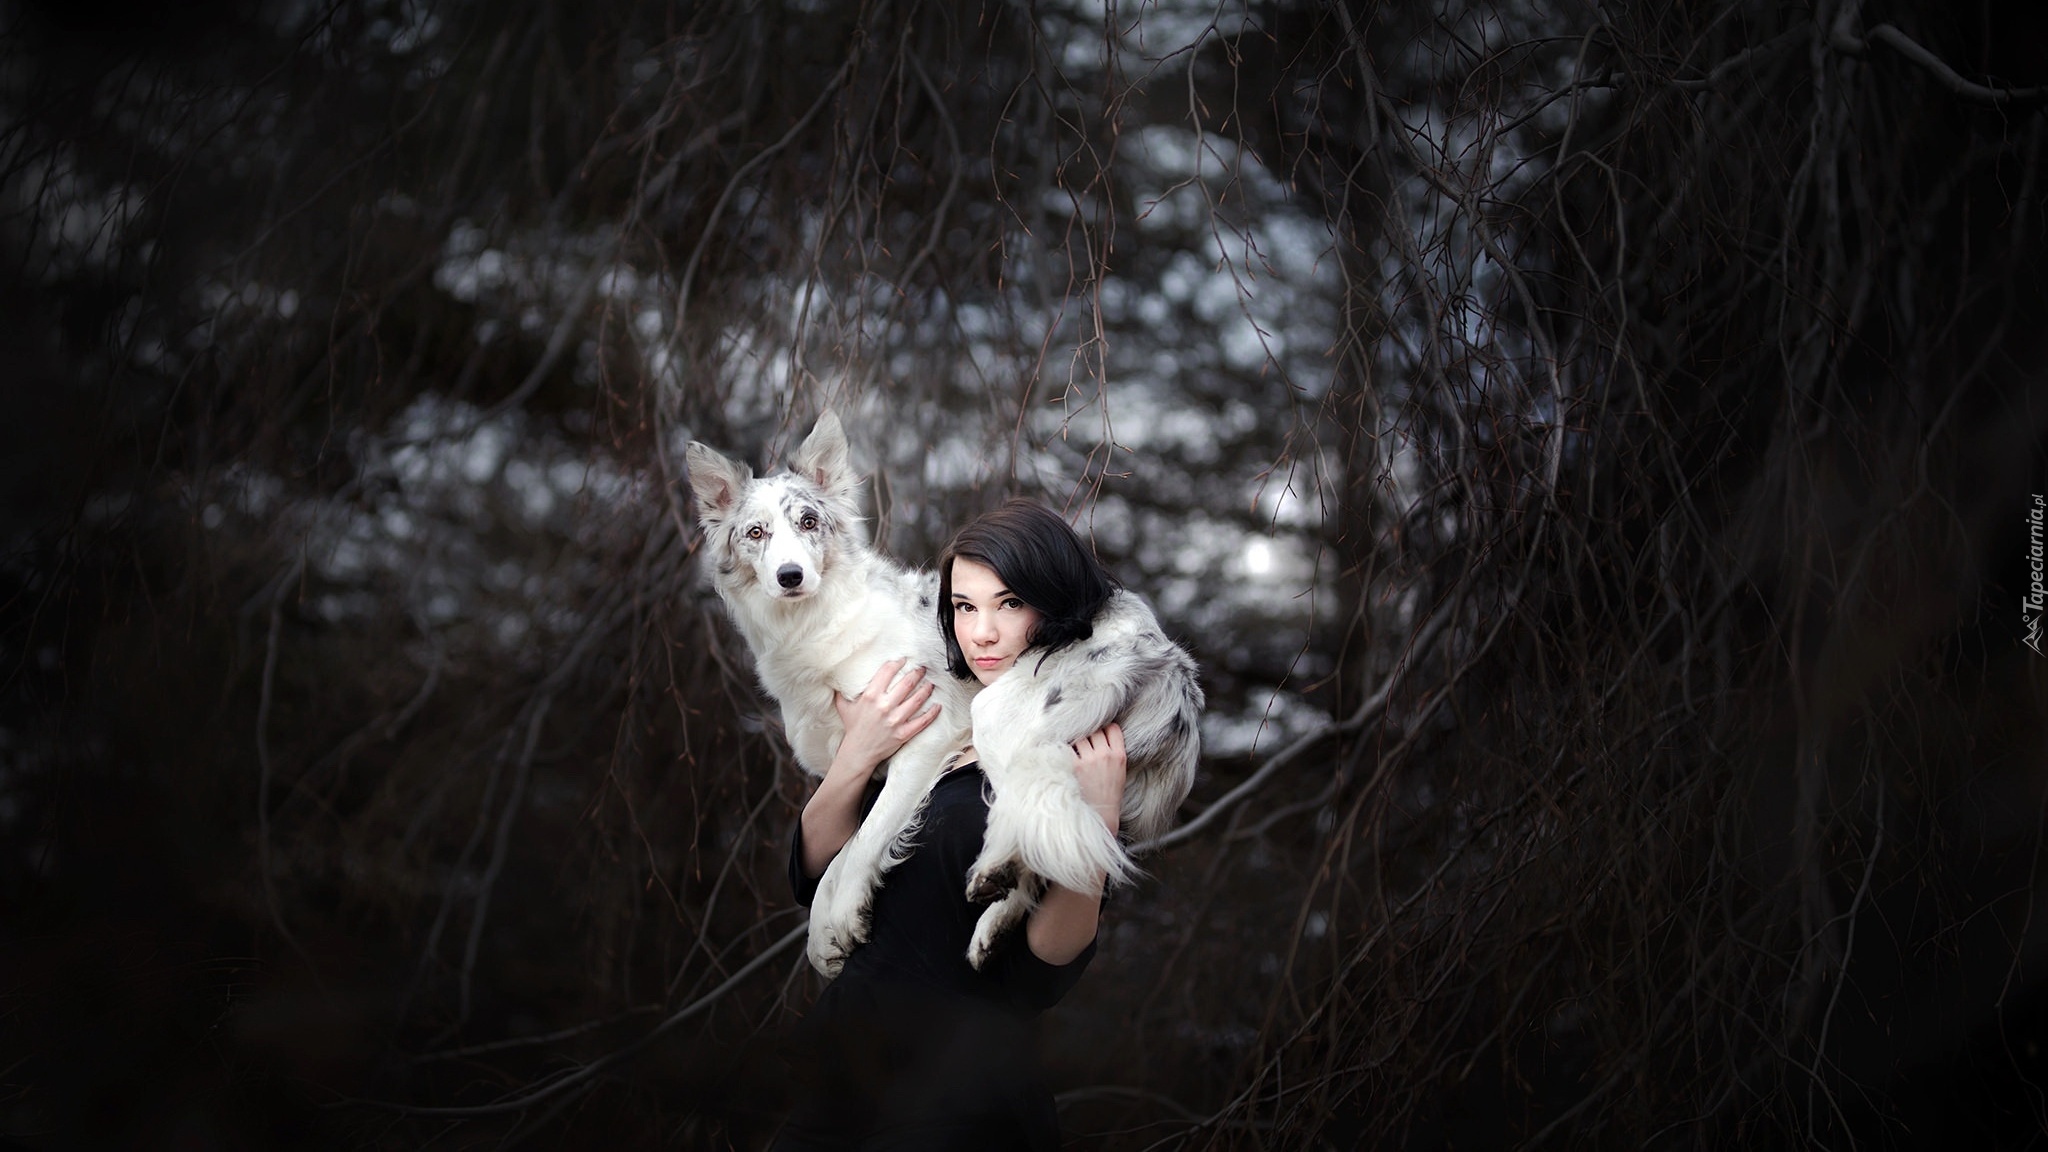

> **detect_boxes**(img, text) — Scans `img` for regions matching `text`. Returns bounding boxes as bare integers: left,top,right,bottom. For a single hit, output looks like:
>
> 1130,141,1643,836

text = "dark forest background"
4,0,2047,1147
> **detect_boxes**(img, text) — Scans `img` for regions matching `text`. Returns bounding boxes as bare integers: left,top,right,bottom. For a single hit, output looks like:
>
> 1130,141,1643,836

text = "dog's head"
686,411,864,602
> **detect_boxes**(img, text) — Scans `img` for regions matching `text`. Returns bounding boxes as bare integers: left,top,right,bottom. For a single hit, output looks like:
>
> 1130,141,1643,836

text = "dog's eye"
799,512,819,531
745,525,765,540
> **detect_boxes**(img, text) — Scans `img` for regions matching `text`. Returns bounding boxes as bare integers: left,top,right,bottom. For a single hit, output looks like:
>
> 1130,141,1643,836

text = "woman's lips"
972,655,1004,667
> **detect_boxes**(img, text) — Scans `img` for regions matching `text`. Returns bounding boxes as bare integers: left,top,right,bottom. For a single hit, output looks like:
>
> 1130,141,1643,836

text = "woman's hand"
1070,722,1127,835
831,659,940,777
800,659,938,880
1026,722,1128,965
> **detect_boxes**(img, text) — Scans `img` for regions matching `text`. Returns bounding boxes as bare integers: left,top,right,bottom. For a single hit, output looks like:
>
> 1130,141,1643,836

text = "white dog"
686,413,972,976
686,412,1202,974
961,589,1205,964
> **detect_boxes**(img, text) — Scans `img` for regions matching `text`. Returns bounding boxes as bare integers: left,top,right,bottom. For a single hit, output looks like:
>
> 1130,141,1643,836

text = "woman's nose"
967,611,997,643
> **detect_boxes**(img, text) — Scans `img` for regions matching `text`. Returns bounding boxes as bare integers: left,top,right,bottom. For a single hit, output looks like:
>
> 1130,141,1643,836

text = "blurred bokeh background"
4,0,2047,1146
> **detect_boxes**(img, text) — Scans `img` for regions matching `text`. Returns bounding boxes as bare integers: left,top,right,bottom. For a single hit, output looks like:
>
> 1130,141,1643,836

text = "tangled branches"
1,0,2043,1148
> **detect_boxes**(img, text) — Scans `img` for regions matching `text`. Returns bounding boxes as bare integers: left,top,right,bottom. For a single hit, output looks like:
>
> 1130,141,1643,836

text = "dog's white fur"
686,413,972,976
687,412,1202,975
960,588,1204,962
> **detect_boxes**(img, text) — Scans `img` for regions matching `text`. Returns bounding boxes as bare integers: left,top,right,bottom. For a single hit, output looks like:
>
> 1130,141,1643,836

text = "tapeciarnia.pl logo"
2028,494,2045,656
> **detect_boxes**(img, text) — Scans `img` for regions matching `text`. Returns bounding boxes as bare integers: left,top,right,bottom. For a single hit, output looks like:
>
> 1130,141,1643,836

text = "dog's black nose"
776,564,805,589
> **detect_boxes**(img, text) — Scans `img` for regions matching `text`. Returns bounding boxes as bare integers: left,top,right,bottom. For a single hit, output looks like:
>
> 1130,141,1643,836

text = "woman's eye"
1002,598,1024,610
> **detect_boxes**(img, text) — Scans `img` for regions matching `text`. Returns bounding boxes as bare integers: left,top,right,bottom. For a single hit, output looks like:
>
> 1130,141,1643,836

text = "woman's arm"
799,659,940,879
1025,723,1126,966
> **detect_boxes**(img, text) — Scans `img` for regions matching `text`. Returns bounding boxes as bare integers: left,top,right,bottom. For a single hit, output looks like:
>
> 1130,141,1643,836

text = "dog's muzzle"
776,563,806,590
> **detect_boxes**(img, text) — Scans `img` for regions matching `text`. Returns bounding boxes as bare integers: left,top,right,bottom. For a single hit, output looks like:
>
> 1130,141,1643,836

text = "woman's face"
949,557,1042,685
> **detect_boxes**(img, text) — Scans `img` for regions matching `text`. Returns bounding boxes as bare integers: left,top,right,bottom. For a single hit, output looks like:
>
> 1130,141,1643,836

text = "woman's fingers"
885,674,931,711
863,657,909,697
865,659,922,705
852,660,930,713
897,672,929,709
833,661,941,763
1071,723,1126,762
1071,725,1127,778
1070,722,1127,833
891,679,937,733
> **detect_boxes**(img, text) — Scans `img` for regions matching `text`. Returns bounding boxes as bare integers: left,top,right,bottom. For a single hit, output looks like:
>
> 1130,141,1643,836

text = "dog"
686,412,975,977
961,590,1205,965
686,411,1203,975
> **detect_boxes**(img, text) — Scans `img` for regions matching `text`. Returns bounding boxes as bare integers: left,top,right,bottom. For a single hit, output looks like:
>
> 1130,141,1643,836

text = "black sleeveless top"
775,766,1096,1150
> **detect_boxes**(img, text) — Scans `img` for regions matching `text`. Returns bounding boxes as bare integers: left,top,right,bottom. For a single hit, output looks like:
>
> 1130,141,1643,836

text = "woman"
773,500,1127,1151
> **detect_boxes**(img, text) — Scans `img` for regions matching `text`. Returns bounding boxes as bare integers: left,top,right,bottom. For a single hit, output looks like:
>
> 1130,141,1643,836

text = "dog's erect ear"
685,441,752,523
790,410,856,494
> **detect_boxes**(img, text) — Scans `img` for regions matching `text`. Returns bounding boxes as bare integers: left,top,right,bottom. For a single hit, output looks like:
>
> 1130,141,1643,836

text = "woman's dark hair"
937,499,1118,680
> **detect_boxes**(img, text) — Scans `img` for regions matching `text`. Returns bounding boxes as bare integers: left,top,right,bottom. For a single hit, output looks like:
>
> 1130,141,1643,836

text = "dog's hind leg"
970,738,1133,901
966,885,1038,971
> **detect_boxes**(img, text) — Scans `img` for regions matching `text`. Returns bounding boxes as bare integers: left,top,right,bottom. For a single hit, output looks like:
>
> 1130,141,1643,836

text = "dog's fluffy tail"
981,740,1139,893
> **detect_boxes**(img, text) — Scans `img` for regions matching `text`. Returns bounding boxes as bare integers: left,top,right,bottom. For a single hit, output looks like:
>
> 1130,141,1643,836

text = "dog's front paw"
821,883,875,949
808,865,876,977
806,925,849,978
965,858,1020,904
